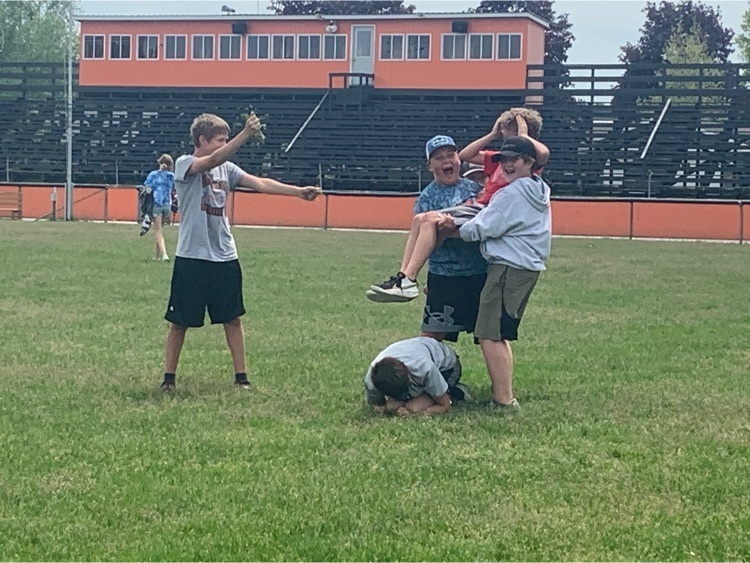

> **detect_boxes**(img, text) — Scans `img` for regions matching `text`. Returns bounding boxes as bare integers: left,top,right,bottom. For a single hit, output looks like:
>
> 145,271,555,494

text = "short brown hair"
371,357,411,399
157,154,173,168
190,113,230,147
498,107,543,139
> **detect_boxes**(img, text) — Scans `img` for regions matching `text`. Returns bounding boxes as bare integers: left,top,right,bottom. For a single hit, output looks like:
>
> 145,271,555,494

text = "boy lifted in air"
368,108,548,305
364,336,470,416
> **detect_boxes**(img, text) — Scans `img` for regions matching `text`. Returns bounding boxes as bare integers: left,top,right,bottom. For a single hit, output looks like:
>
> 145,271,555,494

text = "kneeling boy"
364,336,469,416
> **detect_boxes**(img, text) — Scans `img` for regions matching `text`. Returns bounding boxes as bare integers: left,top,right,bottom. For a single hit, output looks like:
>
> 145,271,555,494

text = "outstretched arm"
237,174,321,200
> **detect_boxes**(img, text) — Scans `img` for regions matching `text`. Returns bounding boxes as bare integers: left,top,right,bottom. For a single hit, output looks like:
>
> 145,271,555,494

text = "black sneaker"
234,377,251,390
367,273,419,303
370,274,402,291
160,379,175,392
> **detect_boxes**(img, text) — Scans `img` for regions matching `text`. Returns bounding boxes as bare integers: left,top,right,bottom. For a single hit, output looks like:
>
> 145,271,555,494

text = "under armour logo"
423,305,464,331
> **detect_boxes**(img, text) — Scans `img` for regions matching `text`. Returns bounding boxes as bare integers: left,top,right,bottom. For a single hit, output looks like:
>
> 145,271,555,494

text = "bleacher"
3,62,750,199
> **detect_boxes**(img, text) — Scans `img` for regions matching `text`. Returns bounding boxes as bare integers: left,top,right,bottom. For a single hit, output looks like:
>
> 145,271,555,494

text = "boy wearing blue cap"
368,134,486,343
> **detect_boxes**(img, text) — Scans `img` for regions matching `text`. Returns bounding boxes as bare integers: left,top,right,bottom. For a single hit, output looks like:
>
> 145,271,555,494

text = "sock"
235,372,249,383
163,373,175,383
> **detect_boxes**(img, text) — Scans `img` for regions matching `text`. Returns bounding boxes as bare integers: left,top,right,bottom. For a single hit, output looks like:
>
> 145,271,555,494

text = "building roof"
75,12,550,28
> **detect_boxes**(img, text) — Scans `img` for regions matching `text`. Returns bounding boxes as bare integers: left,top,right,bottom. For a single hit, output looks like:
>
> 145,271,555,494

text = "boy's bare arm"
514,115,550,166
237,174,321,200
373,397,405,414
458,115,504,164
399,393,451,416
188,114,261,174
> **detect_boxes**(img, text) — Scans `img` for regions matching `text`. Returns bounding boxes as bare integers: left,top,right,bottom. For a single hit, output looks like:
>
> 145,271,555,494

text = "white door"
350,25,375,83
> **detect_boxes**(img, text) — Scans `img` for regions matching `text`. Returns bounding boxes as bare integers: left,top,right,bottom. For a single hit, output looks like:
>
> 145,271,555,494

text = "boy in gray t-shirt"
364,336,470,416
161,112,321,392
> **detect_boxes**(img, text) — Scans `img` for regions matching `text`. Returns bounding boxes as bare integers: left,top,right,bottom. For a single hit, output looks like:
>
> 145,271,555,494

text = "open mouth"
442,164,455,175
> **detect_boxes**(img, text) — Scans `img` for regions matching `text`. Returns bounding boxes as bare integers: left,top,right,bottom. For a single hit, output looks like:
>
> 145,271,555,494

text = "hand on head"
515,114,529,137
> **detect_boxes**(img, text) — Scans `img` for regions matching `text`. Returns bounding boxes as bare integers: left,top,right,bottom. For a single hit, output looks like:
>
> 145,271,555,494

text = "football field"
0,220,747,561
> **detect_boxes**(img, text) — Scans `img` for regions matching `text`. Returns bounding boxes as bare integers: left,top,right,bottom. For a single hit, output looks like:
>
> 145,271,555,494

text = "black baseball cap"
491,136,537,162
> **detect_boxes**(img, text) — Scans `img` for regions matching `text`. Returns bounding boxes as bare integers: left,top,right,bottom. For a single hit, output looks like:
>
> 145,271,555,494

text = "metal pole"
5,157,9,182
64,1,74,220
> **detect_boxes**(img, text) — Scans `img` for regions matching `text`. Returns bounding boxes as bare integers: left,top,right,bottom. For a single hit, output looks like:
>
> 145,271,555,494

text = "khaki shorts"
474,264,540,341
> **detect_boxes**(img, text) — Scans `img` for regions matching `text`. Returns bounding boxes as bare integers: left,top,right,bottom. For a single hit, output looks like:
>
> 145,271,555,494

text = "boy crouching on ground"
364,336,470,416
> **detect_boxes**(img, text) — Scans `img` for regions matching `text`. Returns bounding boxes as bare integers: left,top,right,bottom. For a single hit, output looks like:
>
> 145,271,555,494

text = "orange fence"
2,184,747,242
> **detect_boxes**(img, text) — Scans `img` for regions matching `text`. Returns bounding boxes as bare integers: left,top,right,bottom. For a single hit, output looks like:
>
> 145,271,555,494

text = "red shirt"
476,149,544,205
476,150,508,205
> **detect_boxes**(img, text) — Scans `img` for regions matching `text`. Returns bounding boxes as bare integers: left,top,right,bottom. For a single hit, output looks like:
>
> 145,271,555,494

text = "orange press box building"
76,12,548,90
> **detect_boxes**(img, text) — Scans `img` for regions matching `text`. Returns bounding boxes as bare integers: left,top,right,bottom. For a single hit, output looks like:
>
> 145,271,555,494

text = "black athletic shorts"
421,271,487,342
165,257,246,327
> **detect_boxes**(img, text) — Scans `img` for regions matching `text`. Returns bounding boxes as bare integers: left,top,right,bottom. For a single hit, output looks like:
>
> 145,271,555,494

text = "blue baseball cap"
425,135,457,160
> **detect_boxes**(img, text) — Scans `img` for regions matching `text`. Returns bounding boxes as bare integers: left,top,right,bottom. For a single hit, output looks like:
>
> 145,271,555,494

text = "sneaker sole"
366,290,416,303
366,287,418,302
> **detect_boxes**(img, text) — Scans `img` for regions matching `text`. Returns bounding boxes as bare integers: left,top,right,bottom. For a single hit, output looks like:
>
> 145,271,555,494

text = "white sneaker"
368,274,419,302
160,254,170,262
490,397,520,412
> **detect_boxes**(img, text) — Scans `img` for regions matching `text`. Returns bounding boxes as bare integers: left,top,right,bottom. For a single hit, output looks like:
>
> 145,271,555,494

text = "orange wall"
78,16,544,90
6,185,749,243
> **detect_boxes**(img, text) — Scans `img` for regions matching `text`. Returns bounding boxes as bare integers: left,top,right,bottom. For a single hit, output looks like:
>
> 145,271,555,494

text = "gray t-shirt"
174,155,245,262
364,337,458,405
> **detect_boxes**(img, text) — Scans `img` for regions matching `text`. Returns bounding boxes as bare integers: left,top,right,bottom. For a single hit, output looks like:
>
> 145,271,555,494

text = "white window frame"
192,35,215,60
136,35,159,60
469,33,494,60
218,34,242,60
297,34,322,60
323,34,346,60
379,34,404,60
441,33,466,61
497,33,522,60
271,34,295,60
83,34,105,60
405,34,430,60
164,35,187,60
109,34,131,60
247,34,270,60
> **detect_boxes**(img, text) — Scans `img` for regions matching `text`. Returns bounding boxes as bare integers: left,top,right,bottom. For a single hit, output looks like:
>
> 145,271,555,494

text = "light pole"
65,0,74,220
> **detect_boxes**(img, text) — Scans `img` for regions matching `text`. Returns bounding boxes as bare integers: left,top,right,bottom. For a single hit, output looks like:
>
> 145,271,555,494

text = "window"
83,35,104,59
442,34,466,60
272,35,295,59
497,33,522,60
165,35,187,60
192,35,214,59
298,35,321,59
469,34,493,60
137,35,158,59
406,34,430,60
323,35,346,60
380,34,404,60
247,35,270,59
219,35,241,59
109,35,131,59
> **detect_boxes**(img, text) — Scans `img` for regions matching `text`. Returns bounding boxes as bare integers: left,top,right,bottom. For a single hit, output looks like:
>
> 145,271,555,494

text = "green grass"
0,220,748,561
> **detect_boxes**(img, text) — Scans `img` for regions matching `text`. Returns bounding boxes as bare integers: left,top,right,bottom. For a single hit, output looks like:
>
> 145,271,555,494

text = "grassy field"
0,220,748,561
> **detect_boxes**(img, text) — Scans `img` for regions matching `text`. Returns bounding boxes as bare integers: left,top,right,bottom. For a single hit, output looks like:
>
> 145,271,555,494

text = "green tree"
268,1,415,15
649,24,724,104
620,1,734,64
473,1,574,65
736,3,750,62
0,0,78,62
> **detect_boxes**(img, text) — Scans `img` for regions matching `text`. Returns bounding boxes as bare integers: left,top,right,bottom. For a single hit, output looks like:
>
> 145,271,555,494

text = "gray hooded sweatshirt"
458,175,551,271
